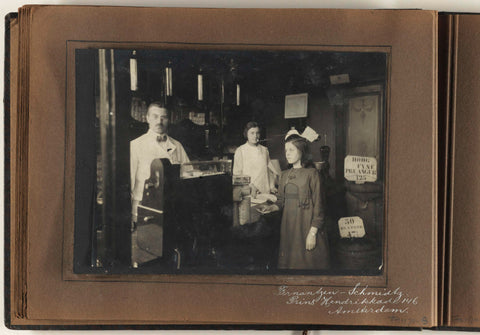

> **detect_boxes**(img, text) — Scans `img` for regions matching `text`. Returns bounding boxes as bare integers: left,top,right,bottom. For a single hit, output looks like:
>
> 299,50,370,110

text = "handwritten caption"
277,283,419,315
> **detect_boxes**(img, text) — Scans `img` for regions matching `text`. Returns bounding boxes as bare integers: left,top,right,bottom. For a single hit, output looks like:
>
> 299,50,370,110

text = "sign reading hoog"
344,155,377,184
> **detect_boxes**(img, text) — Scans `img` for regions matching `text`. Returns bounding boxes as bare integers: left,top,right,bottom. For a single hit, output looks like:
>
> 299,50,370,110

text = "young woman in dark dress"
269,134,330,270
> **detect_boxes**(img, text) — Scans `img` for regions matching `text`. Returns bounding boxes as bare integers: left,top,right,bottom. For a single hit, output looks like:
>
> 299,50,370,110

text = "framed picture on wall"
284,93,308,119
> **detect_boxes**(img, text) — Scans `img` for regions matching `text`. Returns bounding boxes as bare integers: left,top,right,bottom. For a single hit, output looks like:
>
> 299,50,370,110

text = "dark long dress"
277,167,329,270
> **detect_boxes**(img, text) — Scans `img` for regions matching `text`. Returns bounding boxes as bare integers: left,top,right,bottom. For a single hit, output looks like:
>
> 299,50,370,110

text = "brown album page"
445,13,480,328
8,6,437,327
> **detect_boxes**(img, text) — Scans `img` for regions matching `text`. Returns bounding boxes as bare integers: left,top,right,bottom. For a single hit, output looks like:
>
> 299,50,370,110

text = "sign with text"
338,216,366,238
344,155,377,183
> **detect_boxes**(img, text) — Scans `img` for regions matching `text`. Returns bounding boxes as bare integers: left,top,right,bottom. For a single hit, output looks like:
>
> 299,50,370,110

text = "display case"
180,159,232,179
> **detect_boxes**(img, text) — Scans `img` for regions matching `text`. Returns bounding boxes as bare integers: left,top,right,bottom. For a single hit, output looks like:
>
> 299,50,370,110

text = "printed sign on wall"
344,155,377,183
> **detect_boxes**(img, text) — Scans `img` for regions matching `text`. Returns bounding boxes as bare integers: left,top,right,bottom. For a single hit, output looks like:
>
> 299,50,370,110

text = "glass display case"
180,159,232,179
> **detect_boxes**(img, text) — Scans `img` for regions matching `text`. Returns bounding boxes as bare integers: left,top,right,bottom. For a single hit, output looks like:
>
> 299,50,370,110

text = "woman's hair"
243,121,260,139
285,134,314,168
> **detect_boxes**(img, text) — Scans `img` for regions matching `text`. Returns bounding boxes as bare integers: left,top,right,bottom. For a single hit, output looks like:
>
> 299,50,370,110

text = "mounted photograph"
73,46,388,277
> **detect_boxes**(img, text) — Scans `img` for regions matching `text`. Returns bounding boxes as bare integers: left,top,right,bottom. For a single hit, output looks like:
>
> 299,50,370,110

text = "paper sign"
329,73,350,85
338,216,366,238
344,155,377,183
301,126,319,142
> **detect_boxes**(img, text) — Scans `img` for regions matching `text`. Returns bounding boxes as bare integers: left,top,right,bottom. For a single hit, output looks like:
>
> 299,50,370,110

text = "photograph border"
63,40,391,289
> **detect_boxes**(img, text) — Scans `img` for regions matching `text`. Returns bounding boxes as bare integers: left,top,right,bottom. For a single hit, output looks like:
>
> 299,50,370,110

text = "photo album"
4,5,480,329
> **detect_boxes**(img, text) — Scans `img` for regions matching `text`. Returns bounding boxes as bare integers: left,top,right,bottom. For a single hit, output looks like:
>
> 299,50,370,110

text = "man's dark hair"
147,101,169,116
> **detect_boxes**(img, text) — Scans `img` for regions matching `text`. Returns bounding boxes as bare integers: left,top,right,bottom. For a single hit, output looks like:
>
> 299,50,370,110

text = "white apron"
240,144,270,194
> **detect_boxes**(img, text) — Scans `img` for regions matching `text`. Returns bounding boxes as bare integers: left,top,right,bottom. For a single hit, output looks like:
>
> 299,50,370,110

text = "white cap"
285,128,301,140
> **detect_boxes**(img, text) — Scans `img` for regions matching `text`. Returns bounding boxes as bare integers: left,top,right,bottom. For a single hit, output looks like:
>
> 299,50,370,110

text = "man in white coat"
130,102,190,222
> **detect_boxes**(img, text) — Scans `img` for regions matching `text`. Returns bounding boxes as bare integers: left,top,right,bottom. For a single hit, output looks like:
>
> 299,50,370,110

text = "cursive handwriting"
276,283,419,315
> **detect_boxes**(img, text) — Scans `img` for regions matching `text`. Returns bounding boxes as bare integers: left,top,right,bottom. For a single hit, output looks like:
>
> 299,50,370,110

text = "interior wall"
263,92,338,179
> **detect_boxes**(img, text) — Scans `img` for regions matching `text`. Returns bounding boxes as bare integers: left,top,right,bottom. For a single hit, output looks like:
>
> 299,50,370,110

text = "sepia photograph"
73,46,388,277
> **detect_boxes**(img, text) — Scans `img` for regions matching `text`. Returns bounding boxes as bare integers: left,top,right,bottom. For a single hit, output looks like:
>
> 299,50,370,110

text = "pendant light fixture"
165,61,172,97
198,69,204,101
129,50,137,91
236,83,240,106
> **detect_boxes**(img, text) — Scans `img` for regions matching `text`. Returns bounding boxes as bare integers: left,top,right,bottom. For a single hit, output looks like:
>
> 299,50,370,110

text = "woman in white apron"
233,121,279,197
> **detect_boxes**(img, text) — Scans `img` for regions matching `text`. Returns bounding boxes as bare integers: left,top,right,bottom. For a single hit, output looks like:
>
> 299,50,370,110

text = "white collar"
243,142,262,151
147,130,177,153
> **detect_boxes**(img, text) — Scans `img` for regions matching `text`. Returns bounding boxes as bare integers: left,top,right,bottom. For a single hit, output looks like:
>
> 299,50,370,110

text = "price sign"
344,155,377,183
338,216,366,238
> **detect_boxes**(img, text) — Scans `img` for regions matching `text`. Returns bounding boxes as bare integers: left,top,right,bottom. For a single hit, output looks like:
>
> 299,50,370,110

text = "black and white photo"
74,47,388,276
